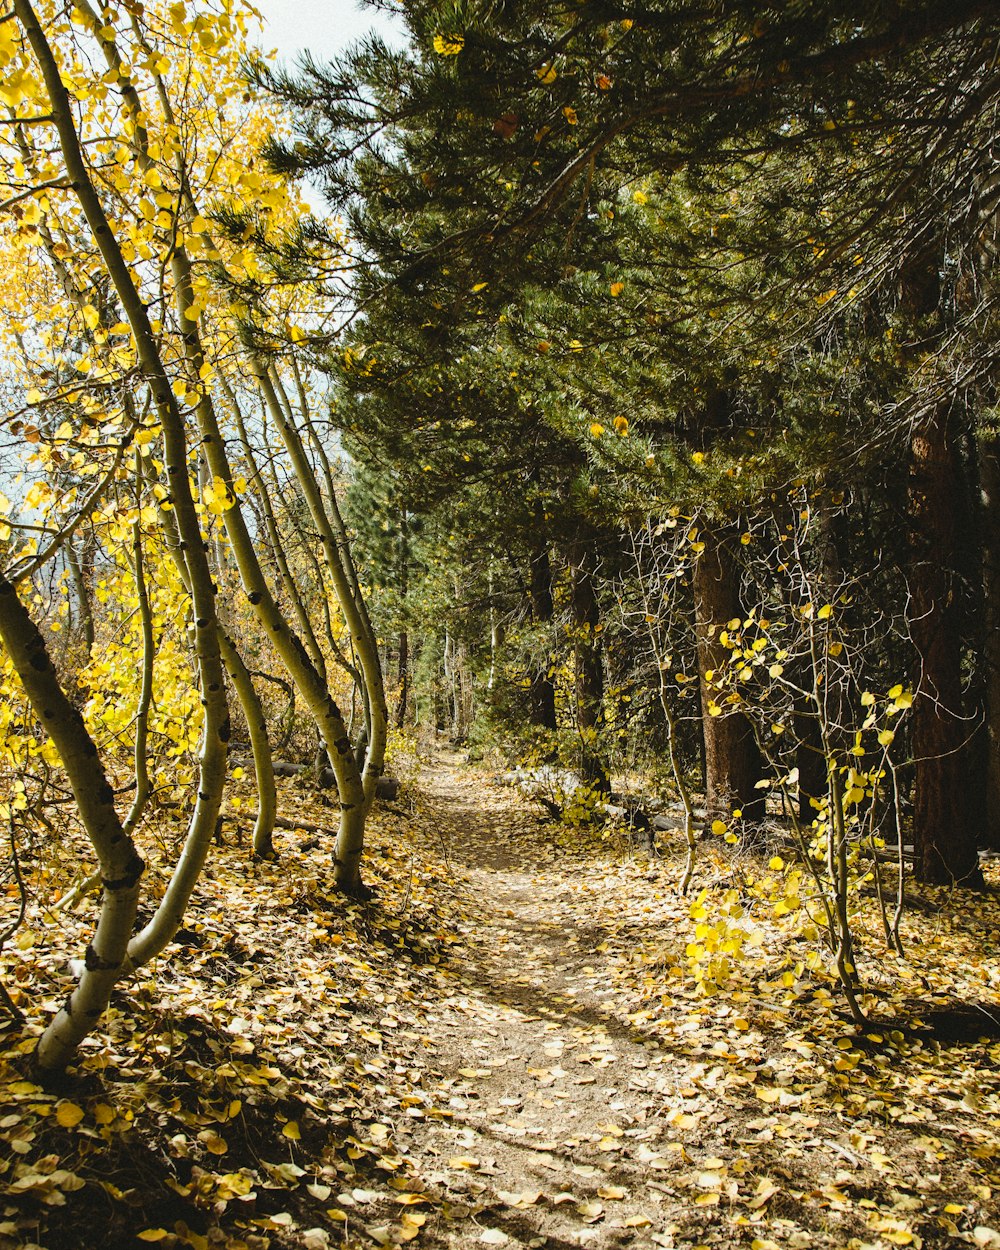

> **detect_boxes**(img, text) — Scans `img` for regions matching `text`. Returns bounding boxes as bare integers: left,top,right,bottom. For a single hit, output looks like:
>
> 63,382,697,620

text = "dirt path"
383,753,728,1250
363,754,1000,1250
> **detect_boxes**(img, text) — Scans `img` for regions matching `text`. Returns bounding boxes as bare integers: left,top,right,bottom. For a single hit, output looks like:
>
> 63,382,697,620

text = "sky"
251,0,407,68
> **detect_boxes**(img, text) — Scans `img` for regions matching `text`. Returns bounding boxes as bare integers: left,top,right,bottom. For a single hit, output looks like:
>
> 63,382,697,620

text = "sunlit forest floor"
1,749,999,1250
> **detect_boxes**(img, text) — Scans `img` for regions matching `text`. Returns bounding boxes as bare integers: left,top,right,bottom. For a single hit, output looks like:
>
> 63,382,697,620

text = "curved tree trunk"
0,574,144,1071
18,0,230,976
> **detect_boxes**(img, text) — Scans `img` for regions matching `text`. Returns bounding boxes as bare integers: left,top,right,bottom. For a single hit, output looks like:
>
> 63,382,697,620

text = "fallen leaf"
55,1102,85,1128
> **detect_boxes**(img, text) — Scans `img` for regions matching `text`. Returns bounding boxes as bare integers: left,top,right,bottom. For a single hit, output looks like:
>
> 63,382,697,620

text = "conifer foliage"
261,0,1000,891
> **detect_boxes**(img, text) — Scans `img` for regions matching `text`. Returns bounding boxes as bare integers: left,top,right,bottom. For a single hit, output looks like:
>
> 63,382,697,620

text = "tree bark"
793,680,828,825
908,405,982,884
256,364,388,895
977,435,1000,848
396,629,410,728
569,541,609,794
692,524,764,824
0,574,144,1071
66,538,94,652
528,535,558,731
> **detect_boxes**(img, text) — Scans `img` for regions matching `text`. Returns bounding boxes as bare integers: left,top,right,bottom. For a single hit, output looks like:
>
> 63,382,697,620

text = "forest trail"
391,750,684,1249
352,750,999,1250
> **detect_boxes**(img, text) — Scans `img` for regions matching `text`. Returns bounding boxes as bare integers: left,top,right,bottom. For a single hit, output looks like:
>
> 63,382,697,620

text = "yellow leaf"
433,34,464,55
610,282,624,297
282,1120,301,1140
711,820,727,836
878,729,895,747
56,1101,85,1128
536,62,557,84
471,281,488,292
0,68,31,106
817,603,833,619
748,1179,780,1209
137,1232,171,1243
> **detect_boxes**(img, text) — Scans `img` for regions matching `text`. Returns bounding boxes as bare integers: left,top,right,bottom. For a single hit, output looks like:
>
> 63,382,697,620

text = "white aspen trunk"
0,574,144,1071
255,365,387,891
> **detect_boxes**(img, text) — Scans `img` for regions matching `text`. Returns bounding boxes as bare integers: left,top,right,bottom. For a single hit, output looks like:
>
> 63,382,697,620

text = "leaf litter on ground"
0,750,998,1250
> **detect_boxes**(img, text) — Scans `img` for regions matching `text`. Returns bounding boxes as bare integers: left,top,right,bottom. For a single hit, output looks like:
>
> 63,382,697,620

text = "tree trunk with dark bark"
794,683,828,826
692,524,764,824
395,629,410,729
977,435,1000,849
909,405,982,884
528,536,558,732
569,541,609,794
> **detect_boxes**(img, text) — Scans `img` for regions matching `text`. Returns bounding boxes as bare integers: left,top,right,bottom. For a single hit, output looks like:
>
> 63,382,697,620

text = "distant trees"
263,0,1000,890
